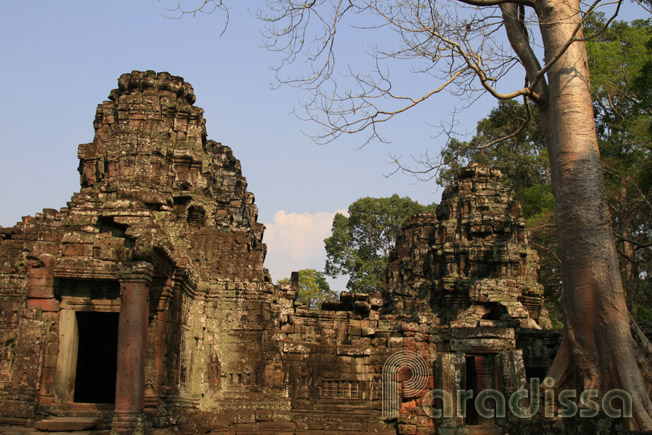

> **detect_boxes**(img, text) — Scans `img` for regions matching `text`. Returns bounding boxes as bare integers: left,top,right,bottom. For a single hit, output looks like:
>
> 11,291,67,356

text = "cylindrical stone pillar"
111,266,152,434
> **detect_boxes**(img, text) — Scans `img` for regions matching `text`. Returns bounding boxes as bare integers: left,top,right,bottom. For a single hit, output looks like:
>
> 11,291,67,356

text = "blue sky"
0,1,642,288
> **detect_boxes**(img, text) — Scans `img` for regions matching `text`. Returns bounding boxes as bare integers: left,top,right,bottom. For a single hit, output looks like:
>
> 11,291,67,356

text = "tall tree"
438,17,652,328
324,195,436,292
586,16,652,321
277,269,337,308
179,0,652,428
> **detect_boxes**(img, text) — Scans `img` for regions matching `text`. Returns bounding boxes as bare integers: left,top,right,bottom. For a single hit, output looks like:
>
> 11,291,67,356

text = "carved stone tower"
387,163,550,329
0,72,562,435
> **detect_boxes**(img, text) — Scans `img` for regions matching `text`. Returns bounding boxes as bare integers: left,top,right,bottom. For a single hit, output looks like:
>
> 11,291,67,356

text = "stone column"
111,264,152,434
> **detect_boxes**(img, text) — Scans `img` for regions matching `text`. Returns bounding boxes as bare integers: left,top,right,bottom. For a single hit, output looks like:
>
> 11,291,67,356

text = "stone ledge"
34,417,101,431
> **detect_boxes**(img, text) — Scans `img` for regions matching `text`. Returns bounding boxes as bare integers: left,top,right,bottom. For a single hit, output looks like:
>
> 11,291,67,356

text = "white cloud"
263,209,347,287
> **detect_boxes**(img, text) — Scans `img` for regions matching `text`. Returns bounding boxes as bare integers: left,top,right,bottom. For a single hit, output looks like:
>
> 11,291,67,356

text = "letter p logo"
382,350,429,420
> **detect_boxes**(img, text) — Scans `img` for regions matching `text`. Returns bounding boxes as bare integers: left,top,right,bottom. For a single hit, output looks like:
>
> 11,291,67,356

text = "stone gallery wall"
0,71,555,434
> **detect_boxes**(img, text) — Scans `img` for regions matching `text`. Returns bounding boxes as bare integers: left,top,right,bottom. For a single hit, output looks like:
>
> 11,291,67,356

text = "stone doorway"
53,279,122,405
73,311,119,404
465,354,498,426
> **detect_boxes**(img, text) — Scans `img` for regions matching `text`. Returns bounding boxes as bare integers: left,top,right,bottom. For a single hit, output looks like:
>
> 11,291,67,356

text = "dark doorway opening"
464,354,497,426
525,366,547,384
74,311,119,403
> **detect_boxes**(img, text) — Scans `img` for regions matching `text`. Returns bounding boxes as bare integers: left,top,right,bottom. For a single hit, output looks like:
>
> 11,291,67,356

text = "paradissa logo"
422,376,633,419
382,350,633,420
382,350,430,419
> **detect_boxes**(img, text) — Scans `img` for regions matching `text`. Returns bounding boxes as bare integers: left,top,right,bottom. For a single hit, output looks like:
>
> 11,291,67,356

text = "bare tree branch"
164,0,230,35
500,3,547,101
616,235,652,250
458,0,535,8
526,0,623,94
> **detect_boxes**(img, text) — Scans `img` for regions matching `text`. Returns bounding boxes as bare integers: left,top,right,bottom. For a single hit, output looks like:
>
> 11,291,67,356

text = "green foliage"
436,16,652,326
324,194,437,293
522,184,555,217
586,16,652,323
438,100,549,205
525,208,562,327
277,269,337,308
634,37,652,136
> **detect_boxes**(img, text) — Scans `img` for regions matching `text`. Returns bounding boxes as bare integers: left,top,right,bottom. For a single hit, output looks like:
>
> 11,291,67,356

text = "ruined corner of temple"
0,71,562,434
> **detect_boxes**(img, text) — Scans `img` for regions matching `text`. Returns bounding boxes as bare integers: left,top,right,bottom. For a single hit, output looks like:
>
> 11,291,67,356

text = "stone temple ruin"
0,71,562,434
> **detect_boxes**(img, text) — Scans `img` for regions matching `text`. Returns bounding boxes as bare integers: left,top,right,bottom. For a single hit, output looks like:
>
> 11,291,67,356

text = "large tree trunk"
531,0,652,429
617,187,639,313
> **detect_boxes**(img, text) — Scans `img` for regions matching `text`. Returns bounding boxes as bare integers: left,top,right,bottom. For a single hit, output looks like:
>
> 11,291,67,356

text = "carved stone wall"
0,71,276,433
386,164,551,330
1,71,559,434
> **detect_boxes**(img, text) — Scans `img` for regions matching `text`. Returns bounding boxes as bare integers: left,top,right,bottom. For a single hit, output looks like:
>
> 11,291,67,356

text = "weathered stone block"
0,73,557,435
34,417,101,431
27,298,58,312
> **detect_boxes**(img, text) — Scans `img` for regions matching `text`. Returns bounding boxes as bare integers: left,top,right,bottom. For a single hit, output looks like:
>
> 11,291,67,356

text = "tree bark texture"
523,0,652,429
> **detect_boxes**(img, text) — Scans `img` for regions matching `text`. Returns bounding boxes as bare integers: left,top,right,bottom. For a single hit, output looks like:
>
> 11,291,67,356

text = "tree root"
545,317,652,431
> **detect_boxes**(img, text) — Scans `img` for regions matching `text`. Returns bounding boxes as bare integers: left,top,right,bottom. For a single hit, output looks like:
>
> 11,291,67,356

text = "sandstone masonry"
0,71,559,435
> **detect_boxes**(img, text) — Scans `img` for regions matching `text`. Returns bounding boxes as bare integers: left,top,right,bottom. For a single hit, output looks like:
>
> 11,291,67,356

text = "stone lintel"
118,262,154,285
450,327,515,340
439,327,517,353
54,262,120,281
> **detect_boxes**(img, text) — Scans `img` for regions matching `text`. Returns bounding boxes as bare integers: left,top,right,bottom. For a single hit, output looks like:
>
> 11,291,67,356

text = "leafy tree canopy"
437,16,652,327
438,99,551,218
277,269,337,308
324,194,437,293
